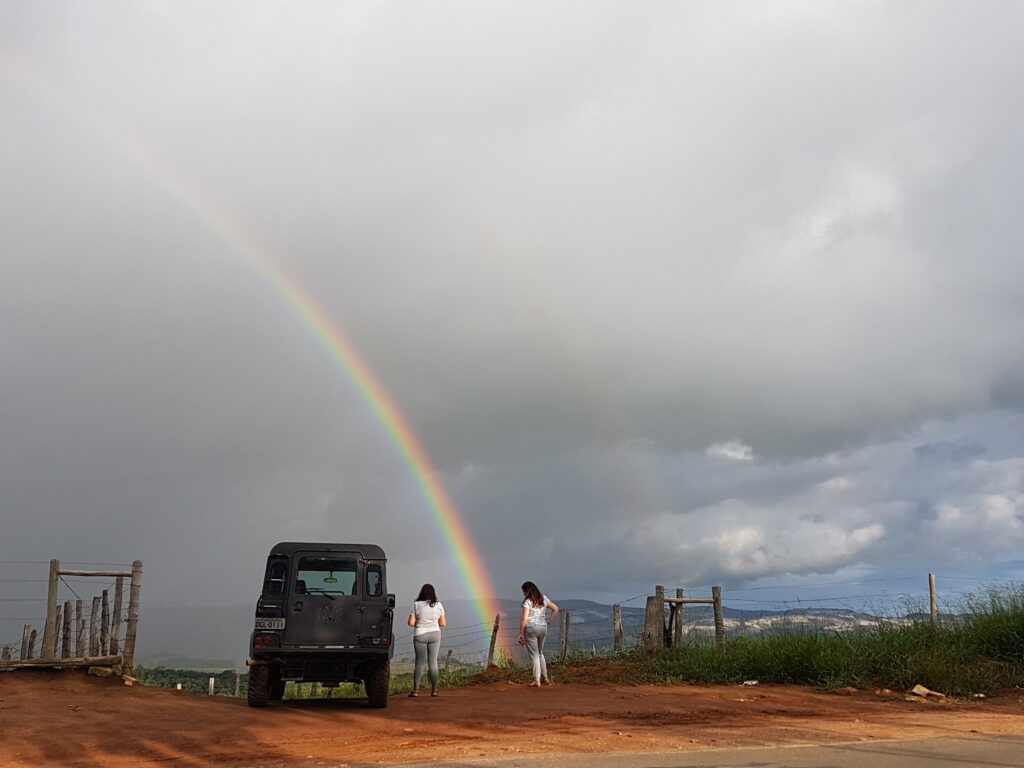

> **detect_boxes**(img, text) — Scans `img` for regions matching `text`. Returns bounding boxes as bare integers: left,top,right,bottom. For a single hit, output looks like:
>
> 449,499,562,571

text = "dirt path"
2,670,1023,767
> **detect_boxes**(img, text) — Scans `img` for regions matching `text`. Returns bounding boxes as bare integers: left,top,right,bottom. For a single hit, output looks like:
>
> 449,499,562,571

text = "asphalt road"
363,735,1024,768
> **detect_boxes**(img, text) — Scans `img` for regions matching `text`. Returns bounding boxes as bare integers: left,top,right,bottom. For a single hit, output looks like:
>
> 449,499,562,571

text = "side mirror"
387,593,396,608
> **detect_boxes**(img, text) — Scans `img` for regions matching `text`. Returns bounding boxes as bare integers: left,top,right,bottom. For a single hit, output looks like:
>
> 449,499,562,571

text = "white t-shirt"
412,600,445,636
523,595,550,627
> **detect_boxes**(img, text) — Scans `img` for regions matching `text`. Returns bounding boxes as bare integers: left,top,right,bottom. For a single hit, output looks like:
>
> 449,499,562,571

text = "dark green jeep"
247,542,395,707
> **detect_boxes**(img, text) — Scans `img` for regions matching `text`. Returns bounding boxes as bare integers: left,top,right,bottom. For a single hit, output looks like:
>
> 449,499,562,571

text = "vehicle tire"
247,664,270,708
365,662,390,708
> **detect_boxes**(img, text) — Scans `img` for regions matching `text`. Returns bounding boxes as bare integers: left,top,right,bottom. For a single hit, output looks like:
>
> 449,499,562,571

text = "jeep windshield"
295,556,358,595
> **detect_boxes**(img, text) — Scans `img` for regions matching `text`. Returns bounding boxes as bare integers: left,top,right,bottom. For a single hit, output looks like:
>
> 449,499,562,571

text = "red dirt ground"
2,669,1023,767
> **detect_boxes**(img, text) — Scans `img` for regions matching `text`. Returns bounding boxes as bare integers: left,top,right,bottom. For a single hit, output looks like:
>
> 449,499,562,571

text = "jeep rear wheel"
365,662,390,708
270,670,285,701
247,664,270,707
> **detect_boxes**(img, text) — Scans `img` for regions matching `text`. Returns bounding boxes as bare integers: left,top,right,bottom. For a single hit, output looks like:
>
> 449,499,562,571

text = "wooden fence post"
43,559,59,660
559,610,570,659
89,596,100,657
613,604,623,651
54,604,63,657
1,645,11,661
644,592,665,651
208,677,215,695
28,629,37,659
674,588,685,648
122,560,143,672
20,625,31,660
100,590,110,654
61,600,72,658
109,577,124,655
234,671,241,697
487,613,500,668
445,648,453,673
712,586,725,648
75,600,84,657
929,573,938,628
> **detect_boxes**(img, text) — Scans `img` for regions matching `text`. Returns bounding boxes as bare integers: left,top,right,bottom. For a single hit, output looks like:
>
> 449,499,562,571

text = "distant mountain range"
136,598,908,670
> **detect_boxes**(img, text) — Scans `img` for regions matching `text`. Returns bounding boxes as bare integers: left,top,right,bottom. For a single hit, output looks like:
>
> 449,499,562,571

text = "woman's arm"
546,600,560,625
519,604,529,643
408,613,416,628
438,615,447,628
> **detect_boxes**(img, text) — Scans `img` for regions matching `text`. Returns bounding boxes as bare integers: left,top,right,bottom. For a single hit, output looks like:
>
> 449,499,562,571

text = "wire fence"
3,564,1020,664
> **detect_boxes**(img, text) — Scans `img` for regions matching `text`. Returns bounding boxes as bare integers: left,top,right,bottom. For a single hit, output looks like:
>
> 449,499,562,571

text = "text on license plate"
255,618,285,630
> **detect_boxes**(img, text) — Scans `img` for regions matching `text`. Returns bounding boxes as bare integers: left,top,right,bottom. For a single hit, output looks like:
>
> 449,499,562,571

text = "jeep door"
284,552,363,648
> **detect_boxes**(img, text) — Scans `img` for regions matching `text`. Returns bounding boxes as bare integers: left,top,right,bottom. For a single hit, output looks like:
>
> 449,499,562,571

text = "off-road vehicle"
247,542,395,707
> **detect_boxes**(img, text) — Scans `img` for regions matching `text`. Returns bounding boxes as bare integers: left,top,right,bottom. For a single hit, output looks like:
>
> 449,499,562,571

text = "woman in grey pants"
518,581,560,687
408,583,446,697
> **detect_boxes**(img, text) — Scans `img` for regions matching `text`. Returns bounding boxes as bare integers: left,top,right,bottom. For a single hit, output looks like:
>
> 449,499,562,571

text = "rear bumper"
248,649,389,683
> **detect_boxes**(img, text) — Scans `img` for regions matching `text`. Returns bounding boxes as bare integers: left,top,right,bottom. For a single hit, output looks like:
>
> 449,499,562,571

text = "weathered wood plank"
61,600,72,658
643,594,664,650
0,655,122,669
100,590,110,653
122,560,143,672
75,600,84,657
43,559,59,660
89,596,100,657
20,625,31,660
712,585,725,648
486,613,500,668
109,577,124,655
57,570,132,578
674,588,685,648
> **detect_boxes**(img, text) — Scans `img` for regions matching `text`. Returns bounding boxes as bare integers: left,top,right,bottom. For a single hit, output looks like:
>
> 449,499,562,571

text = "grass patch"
468,586,1024,698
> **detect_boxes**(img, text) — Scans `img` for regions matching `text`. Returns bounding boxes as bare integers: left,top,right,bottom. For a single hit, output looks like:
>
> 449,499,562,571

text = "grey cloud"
1,2,1024,619
914,438,986,462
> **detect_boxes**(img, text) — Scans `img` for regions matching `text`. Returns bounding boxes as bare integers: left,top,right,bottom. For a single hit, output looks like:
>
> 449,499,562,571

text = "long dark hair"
521,581,544,607
416,583,438,607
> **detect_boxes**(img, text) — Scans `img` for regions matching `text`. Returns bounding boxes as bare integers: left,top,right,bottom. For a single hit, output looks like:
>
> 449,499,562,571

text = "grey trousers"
413,630,441,691
524,624,547,682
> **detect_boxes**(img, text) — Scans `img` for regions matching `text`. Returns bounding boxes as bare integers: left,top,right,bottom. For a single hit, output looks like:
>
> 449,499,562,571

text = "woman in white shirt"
518,581,560,688
407,583,446,697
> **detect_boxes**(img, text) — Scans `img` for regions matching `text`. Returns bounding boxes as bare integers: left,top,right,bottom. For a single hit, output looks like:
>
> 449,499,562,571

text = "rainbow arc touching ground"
1,52,505,636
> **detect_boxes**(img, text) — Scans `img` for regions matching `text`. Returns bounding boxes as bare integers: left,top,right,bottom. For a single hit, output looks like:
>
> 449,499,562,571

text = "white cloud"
706,441,755,461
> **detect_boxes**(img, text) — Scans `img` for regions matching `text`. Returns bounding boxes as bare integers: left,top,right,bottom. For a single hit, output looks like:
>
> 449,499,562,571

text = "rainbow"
0,52,504,635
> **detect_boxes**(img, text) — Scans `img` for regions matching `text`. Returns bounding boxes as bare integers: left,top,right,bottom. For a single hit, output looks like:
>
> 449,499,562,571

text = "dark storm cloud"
1,1,1023,621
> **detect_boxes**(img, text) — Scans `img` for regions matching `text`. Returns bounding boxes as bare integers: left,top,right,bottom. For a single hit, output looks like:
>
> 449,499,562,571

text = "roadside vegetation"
137,587,1023,700
483,587,1024,698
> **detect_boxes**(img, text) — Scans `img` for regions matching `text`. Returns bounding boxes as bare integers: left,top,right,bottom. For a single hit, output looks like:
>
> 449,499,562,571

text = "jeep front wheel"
247,664,270,707
365,662,390,708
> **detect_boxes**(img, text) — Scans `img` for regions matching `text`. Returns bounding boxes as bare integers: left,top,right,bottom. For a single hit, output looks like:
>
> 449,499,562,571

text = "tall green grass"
637,587,1024,696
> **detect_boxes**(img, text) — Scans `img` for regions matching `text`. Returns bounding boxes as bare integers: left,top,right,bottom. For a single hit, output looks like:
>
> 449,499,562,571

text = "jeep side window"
366,564,383,597
296,557,358,595
266,561,287,595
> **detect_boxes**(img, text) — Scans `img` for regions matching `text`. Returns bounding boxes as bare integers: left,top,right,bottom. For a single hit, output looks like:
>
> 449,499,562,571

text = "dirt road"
1,670,1022,767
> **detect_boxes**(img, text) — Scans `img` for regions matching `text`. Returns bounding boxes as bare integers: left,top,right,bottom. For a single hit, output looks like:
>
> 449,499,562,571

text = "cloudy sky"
2,1,1023,630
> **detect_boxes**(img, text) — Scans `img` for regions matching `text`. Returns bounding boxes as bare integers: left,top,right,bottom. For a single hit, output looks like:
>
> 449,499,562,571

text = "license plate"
255,618,285,630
